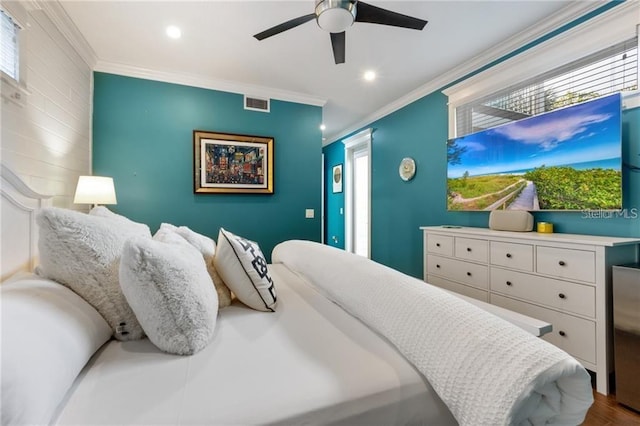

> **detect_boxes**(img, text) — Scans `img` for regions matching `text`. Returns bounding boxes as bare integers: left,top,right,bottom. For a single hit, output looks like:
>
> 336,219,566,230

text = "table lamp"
73,176,117,207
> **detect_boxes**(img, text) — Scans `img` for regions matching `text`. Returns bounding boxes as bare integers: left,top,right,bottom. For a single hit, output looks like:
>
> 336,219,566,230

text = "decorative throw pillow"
89,206,151,234
214,228,277,312
36,207,148,340
158,223,232,308
159,223,213,257
205,259,233,309
119,236,218,355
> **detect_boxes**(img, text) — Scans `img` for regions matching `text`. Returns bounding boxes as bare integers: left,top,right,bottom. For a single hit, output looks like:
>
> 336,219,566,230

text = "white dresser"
421,225,640,395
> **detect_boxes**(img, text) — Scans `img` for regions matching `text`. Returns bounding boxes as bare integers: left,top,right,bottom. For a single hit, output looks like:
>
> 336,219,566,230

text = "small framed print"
332,164,343,194
193,130,274,194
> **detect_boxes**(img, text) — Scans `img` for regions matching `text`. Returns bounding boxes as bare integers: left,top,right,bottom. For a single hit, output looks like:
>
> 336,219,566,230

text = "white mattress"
53,264,456,425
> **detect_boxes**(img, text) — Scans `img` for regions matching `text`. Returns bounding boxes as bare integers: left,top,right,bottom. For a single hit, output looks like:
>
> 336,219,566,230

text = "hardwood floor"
581,391,640,425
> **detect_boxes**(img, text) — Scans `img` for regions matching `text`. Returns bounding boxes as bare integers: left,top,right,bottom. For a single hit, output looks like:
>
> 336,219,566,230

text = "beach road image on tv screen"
447,93,622,211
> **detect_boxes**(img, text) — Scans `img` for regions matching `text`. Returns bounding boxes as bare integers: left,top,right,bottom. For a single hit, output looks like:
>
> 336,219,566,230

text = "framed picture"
332,164,343,193
193,130,274,194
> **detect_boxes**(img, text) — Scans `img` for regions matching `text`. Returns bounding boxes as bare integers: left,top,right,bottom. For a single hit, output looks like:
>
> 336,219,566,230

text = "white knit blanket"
272,241,593,426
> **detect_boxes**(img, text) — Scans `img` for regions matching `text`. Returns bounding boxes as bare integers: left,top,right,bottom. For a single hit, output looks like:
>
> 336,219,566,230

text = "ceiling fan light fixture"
315,0,356,33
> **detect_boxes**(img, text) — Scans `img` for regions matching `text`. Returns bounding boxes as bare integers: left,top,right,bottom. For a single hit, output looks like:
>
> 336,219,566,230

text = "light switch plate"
305,209,314,219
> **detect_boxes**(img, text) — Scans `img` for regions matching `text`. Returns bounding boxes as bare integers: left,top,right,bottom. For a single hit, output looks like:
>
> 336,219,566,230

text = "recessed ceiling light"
363,70,376,82
320,124,326,131
166,25,182,39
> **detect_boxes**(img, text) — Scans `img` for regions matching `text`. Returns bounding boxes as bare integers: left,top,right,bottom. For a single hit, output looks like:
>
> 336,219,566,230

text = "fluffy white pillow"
89,206,146,232
1,274,112,426
160,223,214,257
159,223,232,308
36,207,149,340
119,235,219,355
214,228,277,312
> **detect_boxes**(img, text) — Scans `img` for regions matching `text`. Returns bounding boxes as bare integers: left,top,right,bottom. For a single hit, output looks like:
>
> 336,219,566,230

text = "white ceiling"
58,0,593,143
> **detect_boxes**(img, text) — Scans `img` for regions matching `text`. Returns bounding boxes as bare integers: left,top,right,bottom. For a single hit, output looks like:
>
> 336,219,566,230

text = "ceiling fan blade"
254,13,316,40
330,32,346,64
355,2,427,30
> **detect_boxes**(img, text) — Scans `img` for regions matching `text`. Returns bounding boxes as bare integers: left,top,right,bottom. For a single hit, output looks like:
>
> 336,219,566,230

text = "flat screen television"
447,93,622,211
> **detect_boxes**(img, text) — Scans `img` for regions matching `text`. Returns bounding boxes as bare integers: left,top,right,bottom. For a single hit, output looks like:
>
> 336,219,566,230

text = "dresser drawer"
427,274,489,302
455,237,488,263
491,294,596,364
490,267,595,318
490,241,533,271
427,254,488,290
426,234,454,256
536,246,596,283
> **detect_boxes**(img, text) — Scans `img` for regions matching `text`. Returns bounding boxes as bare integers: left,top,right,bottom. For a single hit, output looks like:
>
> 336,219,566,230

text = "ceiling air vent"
244,95,270,113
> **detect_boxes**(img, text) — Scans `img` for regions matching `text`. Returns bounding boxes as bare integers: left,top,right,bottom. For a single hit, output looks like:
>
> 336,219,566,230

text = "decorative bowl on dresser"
421,225,640,395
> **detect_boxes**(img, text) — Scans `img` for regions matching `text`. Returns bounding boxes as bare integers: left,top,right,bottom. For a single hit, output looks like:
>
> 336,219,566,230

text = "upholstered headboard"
1,164,52,281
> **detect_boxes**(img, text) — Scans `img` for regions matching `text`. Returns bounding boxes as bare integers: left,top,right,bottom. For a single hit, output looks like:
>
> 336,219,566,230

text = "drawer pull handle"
466,272,472,277
506,253,512,258
436,264,441,269
559,293,566,299
559,331,566,337
436,243,441,247
506,281,512,286
467,247,472,252
558,260,566,266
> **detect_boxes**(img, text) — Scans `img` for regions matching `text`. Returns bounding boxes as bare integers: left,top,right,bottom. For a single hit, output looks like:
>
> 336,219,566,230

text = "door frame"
343,128,372,258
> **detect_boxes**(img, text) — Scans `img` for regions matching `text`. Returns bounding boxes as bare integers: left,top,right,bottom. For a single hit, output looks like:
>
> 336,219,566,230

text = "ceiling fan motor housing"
315,0,357,33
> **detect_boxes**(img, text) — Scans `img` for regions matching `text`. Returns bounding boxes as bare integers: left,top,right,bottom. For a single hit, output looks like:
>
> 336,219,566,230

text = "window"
1,9,20,82
443,2,638,139
1,4,28,106
455,37,637,137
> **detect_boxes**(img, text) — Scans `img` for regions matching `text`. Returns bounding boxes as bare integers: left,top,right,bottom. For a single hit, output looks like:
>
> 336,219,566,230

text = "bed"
1,164,594,426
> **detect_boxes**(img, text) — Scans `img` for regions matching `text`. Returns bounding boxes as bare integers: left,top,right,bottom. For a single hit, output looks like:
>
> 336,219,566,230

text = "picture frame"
332,164,343,193
193,130,274,194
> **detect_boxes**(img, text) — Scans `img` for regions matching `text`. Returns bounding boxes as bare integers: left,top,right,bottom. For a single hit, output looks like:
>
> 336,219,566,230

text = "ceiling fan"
253,0,428,64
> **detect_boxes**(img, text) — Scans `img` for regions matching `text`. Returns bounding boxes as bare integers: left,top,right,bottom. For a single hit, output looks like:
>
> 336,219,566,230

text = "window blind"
1,9,20,81
455,37,638,137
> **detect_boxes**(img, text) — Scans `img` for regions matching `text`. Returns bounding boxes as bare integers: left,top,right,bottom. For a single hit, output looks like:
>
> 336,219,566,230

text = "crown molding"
24,0,325,107
323,0,608,145
95,60,327,107
26,0,97,69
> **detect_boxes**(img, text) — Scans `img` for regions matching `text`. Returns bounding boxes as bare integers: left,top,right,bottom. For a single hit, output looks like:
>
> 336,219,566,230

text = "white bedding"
272,240,594,426
53,264,456,425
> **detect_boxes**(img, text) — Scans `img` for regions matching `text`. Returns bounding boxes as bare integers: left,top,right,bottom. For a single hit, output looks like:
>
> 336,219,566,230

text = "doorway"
343,129,371,258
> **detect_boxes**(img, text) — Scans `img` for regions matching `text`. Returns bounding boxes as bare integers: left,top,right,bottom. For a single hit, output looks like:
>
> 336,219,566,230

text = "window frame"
442,2,639,139
1,2,29,106
1,9,20,81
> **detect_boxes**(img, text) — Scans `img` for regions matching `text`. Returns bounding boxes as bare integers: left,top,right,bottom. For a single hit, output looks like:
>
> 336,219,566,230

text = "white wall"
1,3,92,209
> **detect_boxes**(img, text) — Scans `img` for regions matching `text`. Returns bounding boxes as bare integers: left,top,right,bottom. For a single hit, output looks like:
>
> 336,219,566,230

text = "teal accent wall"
322,3,639,279
323,141,345,248
93,72,322,261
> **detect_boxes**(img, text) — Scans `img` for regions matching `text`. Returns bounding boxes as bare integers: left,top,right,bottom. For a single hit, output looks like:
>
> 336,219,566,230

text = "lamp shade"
73,176,117,205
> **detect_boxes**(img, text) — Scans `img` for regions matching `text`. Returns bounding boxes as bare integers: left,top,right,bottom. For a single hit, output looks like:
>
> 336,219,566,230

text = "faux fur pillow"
89,206,148,233
119,236,218,355
214,228,277,312
36,207,149,340
158,223,232,308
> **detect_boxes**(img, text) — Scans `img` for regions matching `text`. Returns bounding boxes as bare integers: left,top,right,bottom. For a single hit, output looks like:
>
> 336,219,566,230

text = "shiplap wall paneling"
1,7,91,210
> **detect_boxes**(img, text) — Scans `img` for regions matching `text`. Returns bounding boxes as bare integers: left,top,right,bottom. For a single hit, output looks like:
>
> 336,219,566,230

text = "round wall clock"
399,157,416,181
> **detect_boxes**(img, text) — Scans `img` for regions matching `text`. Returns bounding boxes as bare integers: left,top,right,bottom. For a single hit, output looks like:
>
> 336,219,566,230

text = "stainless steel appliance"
613,263,640,411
